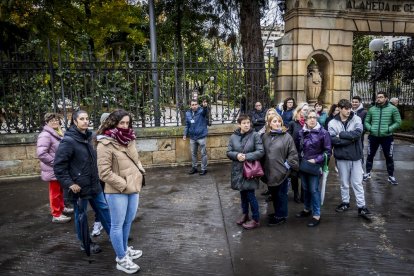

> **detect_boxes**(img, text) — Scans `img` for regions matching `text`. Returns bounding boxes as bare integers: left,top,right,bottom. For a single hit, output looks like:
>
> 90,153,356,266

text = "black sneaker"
188,167,198,174
295,210,311,218
335,202,350,212
358,207,372,221
199,170,207,175
307,217,321,227
267,213,275,218
268,217,286,226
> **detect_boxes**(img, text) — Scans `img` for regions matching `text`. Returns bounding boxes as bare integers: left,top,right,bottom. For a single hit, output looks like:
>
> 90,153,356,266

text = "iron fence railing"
351,78,414,105
0,44,275,133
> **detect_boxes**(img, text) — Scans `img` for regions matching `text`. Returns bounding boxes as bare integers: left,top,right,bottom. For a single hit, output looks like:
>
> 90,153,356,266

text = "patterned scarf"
298,116,306,127
104,128,136,146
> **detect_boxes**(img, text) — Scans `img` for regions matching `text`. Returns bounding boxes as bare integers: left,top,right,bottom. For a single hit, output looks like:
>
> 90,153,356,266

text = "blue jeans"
190,138,207,171
300,172,321,216
73,192,111,241
240,190,259,222
106,193,139,259
268,179,289,218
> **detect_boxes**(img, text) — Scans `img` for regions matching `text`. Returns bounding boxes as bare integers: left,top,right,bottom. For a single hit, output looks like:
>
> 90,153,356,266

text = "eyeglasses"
307,116,317,119
48,118,60,123
287,101,294,104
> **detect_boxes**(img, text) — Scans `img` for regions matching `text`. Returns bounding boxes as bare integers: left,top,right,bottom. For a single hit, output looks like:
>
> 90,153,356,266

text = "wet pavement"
0,139,413,275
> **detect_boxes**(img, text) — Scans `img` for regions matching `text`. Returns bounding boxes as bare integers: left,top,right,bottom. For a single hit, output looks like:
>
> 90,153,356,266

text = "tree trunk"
239,0,269,110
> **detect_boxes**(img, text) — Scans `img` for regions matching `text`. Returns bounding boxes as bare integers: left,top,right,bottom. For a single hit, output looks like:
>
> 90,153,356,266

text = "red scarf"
299,116,305,127
104,128,136,146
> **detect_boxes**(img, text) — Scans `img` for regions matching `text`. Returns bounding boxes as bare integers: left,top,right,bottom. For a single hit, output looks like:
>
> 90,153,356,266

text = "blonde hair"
266,113,287,133
264,108,277,133
292,102,309,121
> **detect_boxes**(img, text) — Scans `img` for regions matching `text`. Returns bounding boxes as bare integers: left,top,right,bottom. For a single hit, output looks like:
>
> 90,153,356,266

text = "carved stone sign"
346,1,414,12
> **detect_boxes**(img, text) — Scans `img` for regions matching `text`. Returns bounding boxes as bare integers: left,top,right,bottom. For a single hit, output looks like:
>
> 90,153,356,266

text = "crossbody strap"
123,152,145,175
242,133,255,154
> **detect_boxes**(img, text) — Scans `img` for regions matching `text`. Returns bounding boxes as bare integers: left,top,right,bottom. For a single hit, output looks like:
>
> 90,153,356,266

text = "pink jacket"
36,125,63,182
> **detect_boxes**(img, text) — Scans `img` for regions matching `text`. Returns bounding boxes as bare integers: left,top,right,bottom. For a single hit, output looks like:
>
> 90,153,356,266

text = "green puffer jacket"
364,101,401,137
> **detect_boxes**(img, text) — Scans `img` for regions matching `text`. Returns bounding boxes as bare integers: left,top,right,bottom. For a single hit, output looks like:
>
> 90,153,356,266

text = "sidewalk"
0,139,413,275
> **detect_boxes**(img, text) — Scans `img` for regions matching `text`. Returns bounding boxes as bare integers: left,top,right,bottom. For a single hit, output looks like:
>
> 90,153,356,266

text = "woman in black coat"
54,110,111,253
227,114,264,230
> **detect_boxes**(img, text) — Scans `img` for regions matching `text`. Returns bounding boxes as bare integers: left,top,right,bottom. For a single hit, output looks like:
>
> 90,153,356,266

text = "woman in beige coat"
96,109,145,274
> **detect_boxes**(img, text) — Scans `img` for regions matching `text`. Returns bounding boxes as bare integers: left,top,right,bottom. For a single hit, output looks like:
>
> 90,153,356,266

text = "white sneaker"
116,255,140,274
52,214,71,223
63,207,74,214
91,221,103,236
127,246,143,260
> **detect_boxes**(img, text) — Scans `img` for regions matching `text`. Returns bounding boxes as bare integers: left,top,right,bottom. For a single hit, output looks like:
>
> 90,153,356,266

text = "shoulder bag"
242,133,264,179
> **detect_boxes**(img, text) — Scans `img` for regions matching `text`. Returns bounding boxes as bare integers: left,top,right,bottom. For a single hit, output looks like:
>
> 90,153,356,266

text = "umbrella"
320,153,329,205
76,198,92,256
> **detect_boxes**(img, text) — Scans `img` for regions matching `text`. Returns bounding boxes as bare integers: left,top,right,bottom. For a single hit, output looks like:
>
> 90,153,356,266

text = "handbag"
241,133,264,179
243,160,264,179
299,159,321,175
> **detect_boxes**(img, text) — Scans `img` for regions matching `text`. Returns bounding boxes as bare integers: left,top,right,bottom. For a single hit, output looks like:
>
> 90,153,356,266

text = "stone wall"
0,124,236,179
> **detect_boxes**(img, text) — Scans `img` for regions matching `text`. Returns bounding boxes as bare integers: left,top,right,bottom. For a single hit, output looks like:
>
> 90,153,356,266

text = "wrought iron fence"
351,78,414,105
0,44,275,133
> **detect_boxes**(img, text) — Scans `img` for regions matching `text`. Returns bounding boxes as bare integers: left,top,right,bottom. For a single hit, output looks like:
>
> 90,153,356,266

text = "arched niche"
305,51,334,106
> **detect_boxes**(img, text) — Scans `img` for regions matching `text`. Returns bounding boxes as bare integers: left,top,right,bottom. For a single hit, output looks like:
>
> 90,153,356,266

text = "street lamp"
369,38,384,105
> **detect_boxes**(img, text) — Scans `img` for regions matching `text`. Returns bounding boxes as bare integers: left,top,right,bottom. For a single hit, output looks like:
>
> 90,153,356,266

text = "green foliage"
398,119,414,132
375,42,414,83
352,34,373,81
0,0,148,55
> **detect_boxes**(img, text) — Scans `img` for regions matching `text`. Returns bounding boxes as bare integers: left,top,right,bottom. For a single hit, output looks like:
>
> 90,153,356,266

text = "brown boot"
236,214,249,225
242,219,260,230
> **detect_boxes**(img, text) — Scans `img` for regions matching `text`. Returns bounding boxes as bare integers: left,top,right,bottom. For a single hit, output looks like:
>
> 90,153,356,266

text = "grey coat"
262,130,299,186
227,129,264,191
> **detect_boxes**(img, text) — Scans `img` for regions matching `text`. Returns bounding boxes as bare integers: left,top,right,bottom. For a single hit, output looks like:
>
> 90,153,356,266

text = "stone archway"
275,0,414,106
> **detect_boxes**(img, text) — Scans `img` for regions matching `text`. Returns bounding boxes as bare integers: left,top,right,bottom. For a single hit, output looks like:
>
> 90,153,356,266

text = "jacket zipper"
378,106,382,137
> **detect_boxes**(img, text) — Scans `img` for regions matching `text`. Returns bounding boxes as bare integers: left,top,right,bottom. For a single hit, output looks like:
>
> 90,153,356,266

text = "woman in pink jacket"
37,113,71,223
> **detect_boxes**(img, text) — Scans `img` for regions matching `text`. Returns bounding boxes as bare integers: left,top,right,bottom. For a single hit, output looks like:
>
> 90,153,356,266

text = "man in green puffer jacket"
363,91,401,185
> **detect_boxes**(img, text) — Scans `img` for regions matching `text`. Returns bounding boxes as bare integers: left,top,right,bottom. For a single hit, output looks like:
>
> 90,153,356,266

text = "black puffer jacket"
227,129,264,191
54,125,102,200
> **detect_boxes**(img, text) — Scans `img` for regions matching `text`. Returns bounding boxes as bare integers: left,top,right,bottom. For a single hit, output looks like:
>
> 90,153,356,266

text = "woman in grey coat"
262,113,299,226
227,114,264,230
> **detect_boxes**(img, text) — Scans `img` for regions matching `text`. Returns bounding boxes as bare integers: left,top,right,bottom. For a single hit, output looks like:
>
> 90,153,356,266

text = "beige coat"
97,137,145,194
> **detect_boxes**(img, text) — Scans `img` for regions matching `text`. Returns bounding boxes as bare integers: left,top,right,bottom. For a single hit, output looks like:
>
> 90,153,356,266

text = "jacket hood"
234,128,254,136
65,125,92,143
333,111,355,123
353,103,364,112
269,127,288,135
303,122,322,132
42,125,63,140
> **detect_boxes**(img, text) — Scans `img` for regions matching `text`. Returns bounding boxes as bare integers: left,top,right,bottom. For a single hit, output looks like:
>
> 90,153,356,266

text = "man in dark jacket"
363,92,401,185
183,99,209,175
328,99,372,219
351,96,367,148
249,102,267,132
54,110,111,253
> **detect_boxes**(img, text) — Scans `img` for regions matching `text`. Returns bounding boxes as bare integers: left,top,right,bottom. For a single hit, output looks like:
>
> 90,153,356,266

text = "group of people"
227,91,401,229
37,109,144,274
36,92,401,272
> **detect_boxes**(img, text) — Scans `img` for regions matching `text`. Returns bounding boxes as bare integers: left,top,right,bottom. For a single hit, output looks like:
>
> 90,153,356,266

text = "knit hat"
99,113,110,127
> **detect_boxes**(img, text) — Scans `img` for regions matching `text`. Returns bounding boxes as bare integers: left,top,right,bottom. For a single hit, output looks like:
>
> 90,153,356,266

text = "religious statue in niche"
307,63,322,103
